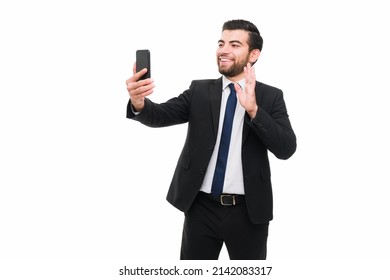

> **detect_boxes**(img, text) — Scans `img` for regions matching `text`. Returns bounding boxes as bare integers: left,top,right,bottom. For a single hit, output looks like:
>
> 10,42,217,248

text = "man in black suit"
126,19,296,260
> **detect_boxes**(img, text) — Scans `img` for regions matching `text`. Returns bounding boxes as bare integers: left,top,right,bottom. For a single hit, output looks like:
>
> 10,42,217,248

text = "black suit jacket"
127,77,296,224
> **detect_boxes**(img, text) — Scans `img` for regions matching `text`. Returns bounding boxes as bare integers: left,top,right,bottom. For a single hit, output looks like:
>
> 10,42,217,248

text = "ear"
249,49,261,64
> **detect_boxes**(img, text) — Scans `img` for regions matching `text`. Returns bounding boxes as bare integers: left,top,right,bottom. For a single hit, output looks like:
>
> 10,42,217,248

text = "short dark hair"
222,19,263,52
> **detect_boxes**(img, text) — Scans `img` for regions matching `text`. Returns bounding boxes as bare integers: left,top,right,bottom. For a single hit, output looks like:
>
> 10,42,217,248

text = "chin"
218,65,230,75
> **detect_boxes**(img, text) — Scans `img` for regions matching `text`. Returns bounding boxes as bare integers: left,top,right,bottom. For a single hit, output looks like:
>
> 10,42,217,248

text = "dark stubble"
218,53,251,78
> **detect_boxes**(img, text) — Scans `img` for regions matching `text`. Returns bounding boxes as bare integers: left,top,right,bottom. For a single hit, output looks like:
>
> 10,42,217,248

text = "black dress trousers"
180,192,269,260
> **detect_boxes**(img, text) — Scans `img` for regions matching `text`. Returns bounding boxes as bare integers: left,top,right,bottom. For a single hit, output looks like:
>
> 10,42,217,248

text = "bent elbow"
274,136,297,160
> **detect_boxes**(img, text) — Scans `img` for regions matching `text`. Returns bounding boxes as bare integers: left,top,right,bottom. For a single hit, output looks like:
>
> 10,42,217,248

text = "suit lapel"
209,78,223,139
209,80,264,143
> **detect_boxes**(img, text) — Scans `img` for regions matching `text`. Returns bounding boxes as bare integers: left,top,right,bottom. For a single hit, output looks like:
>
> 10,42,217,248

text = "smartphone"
136,49,151,80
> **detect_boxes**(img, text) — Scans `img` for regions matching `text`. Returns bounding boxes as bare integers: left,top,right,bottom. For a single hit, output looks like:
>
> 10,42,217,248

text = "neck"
225,72,245,82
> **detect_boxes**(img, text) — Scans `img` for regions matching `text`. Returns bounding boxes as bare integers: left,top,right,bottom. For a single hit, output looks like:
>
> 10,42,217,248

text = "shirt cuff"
130,101,140,115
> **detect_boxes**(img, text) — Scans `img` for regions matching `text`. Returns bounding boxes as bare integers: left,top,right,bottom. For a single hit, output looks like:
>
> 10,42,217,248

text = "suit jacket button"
208,146,214,151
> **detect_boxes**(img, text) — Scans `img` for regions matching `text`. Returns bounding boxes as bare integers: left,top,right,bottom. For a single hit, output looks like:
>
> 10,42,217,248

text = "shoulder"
189,78,222,88
255,81,285,108
256,81,283,95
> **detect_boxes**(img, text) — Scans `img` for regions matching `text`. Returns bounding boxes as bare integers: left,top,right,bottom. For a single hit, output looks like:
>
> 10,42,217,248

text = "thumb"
233,83,243,94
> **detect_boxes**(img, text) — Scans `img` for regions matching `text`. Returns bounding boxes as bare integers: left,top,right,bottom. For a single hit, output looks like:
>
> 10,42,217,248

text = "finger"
135,68,148,80
233,82,242,94
128,80,155,97
245,64,256,90
126,68,148,85
246,63,254,81
131,88,154,103
136,82,155,95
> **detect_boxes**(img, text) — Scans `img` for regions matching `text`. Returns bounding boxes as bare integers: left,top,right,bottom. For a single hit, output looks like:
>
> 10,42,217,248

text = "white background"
1,0,390,278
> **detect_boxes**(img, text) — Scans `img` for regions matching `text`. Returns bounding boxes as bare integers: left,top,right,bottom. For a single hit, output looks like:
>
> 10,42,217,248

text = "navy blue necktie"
211,83,237,197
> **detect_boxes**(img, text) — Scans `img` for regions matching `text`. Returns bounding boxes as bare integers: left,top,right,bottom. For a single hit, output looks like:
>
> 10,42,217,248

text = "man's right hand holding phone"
126,63,155,112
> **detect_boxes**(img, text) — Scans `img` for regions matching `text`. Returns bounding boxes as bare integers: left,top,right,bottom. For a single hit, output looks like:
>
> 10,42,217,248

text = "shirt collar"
222,76,245,91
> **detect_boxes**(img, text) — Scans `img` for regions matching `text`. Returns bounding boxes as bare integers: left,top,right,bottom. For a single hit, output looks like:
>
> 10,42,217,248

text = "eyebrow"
218,39,244,45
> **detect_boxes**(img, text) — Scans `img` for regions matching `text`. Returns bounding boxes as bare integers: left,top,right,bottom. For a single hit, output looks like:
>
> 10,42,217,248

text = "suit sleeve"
247,89,297,160
126,83,193,127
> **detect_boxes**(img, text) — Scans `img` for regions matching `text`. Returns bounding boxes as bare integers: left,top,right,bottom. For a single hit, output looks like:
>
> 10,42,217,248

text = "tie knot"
228,83,236,93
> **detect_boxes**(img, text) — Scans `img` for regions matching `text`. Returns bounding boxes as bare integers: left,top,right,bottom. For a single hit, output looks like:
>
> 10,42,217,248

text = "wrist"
131,99,145,112
247,105,258,119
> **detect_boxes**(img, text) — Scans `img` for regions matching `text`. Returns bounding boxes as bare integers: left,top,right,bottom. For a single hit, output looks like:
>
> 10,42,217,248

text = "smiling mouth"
219,56,232,62
219,57,233,66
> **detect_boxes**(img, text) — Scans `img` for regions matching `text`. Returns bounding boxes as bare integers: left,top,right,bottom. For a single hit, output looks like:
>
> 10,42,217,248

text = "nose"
220,44,230,53
218,47,230,58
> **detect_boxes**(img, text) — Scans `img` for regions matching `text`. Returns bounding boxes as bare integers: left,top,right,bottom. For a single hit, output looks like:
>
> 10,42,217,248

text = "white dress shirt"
200,76,245,195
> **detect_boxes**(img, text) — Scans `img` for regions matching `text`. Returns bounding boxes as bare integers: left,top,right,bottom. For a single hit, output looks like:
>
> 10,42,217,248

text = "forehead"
220,29,249,44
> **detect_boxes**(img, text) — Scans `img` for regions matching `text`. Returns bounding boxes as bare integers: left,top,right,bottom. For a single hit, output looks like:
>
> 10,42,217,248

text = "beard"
217,53,250,78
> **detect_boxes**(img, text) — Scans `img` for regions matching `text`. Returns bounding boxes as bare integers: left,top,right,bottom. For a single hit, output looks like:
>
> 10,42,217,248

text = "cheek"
216,50,222,61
